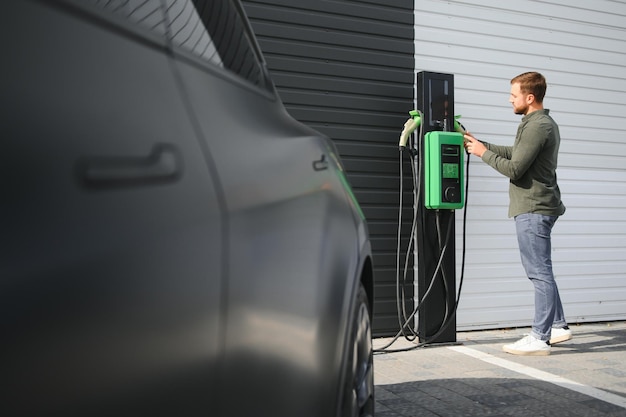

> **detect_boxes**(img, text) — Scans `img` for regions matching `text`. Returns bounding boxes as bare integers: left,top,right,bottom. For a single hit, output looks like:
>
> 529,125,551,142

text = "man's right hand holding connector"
464,131,486,158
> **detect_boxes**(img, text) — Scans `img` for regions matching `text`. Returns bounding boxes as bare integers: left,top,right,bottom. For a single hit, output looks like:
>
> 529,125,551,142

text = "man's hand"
464,132,487,158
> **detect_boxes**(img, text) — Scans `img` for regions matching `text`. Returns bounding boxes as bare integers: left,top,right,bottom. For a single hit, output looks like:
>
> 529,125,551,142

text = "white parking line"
448,345,626,410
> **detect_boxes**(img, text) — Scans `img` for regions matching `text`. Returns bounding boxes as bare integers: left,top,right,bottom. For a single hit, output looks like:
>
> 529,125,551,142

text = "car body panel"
3,1,222,414
173,52,363,415
1,1,373,416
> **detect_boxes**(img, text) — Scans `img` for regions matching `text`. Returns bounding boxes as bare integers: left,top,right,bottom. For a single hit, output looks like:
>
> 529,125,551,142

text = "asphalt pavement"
373,321,626,417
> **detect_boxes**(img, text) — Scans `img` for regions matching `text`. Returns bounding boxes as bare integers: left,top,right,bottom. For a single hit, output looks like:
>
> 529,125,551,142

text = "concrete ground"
373,321,626,417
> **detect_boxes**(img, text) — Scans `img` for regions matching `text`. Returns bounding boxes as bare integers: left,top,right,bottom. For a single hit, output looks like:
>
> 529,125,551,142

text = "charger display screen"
442,163,459,179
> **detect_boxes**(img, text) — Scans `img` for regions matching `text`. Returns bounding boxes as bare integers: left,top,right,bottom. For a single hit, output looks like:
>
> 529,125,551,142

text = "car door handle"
77,143,182,188
313,154,329,171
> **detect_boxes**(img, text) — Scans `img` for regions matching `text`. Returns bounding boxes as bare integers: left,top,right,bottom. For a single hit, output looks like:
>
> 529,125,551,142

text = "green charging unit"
424,131,465,209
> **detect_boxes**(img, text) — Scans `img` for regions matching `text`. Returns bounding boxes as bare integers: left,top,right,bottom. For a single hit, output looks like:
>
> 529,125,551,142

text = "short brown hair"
511,72,547,103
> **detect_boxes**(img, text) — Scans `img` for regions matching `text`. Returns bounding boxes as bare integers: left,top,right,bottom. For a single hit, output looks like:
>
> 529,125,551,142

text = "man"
464,72,570,356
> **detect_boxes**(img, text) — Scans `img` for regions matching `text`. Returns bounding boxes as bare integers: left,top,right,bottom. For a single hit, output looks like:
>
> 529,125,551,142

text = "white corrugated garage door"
414,0,626,330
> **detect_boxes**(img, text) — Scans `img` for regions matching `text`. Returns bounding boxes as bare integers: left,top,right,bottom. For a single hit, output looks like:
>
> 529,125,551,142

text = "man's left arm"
482,124,546,180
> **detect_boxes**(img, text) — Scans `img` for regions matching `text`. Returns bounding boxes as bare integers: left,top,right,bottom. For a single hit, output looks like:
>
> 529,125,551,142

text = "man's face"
509,82,530,115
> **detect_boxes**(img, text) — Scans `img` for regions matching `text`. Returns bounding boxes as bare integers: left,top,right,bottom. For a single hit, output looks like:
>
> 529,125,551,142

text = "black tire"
342,284,375,417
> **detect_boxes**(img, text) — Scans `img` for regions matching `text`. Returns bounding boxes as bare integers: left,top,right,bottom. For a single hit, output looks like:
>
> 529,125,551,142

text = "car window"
163,0,269,90
86,0,168,36
162,0,223,67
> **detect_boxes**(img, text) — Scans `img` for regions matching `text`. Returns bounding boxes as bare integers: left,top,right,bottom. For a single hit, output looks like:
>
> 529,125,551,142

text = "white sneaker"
550,327,572,345
502,334,550,356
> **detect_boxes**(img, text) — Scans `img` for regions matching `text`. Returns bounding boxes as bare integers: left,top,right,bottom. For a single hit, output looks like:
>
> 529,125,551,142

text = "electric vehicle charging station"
396,71,467,346
424,131,464,210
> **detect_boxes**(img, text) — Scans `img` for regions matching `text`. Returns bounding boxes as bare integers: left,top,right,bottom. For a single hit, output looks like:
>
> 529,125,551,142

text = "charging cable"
392,111,423,342
375,117,471,354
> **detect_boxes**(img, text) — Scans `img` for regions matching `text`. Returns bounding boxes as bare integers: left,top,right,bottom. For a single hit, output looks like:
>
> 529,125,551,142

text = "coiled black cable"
375,138,471,354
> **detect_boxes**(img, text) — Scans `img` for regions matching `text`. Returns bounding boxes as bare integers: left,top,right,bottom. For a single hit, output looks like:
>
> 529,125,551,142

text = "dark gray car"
2,1,374,416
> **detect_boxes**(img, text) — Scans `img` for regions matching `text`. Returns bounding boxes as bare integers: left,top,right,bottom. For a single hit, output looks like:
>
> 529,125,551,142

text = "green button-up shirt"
481,109,566,218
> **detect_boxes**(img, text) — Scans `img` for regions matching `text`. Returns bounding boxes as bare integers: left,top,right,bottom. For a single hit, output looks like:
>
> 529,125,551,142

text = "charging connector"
454,115,466,134
399,110,422,150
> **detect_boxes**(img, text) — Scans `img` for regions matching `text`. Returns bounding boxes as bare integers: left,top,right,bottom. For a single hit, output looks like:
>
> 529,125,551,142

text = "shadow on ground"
458,328,626,356
376,377,626,417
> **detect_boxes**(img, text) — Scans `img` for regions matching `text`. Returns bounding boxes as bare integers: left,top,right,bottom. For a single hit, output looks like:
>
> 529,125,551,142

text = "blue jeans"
515,213,567,342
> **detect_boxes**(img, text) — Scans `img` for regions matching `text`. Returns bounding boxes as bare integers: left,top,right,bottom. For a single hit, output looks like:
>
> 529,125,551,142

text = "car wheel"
342,283,375,417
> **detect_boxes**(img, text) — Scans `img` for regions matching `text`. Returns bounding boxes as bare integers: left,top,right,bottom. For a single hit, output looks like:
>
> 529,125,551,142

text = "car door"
2,1,222,415
163,1,364,416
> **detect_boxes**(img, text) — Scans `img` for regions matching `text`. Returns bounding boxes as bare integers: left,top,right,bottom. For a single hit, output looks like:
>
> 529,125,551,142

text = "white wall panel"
415,0,626,330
